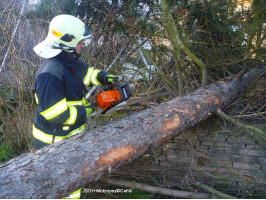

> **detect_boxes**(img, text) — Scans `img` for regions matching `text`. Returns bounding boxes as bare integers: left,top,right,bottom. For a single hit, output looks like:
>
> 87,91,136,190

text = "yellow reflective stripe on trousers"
33,125,53,144
35,93,39,104
63,189,81,199
40,98,68,120
61,124,85,140
67,97,86,106
33,124,85,144
91,69,102,86
64,105,77,125
53,125,85,142
70,124,85,136
83,67,94,86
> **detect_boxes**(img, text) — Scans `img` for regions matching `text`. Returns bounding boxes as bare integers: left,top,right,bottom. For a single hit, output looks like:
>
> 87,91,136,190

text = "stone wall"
155,119,266,196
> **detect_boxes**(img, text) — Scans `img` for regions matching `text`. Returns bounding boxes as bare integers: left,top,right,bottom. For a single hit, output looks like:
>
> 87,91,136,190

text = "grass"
0,138,16,162
0,85,34,163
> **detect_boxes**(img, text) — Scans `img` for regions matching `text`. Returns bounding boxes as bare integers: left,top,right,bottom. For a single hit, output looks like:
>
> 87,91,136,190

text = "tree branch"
196,182,237,199
216,108,266,146
103,178,211,199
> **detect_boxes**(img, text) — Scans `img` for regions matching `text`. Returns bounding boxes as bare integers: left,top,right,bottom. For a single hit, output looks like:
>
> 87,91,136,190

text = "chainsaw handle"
115,80,127,102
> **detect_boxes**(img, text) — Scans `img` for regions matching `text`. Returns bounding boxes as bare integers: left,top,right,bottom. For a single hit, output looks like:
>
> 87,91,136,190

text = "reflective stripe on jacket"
33,51,109,149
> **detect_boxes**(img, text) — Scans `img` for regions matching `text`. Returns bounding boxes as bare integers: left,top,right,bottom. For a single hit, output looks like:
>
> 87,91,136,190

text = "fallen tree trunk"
0,70,258,198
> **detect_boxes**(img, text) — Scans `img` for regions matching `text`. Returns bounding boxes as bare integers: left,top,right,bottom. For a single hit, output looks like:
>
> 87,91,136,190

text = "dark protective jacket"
33,51,108,149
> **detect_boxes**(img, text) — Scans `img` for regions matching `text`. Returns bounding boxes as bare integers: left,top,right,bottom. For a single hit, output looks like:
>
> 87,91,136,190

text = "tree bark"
0,70,258,199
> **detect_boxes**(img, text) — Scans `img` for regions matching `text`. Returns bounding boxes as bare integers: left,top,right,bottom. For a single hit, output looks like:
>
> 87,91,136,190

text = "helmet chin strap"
62,50,81,58
73,51,81,58
52,45,76,51
64,50,81,58
52,45,81,57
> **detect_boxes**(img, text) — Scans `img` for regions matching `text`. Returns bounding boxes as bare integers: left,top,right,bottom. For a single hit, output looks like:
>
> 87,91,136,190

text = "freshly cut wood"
0,71,258,198
103,178,211,198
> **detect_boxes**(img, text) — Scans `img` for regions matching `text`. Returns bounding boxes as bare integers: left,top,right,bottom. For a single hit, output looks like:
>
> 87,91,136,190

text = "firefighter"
33,14,118,150
32,14,119,199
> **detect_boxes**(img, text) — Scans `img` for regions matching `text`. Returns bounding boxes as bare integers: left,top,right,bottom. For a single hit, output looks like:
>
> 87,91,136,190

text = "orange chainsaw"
92,81,131,115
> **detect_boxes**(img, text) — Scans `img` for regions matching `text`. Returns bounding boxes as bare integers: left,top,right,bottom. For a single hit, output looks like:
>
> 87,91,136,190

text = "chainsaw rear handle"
114,79,122,94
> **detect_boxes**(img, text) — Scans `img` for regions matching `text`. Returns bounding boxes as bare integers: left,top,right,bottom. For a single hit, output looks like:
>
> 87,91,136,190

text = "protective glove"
83,103,95,116
106,74,119,85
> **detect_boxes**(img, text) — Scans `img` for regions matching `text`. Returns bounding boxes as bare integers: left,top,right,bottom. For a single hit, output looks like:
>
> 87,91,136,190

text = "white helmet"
33,14,91,58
